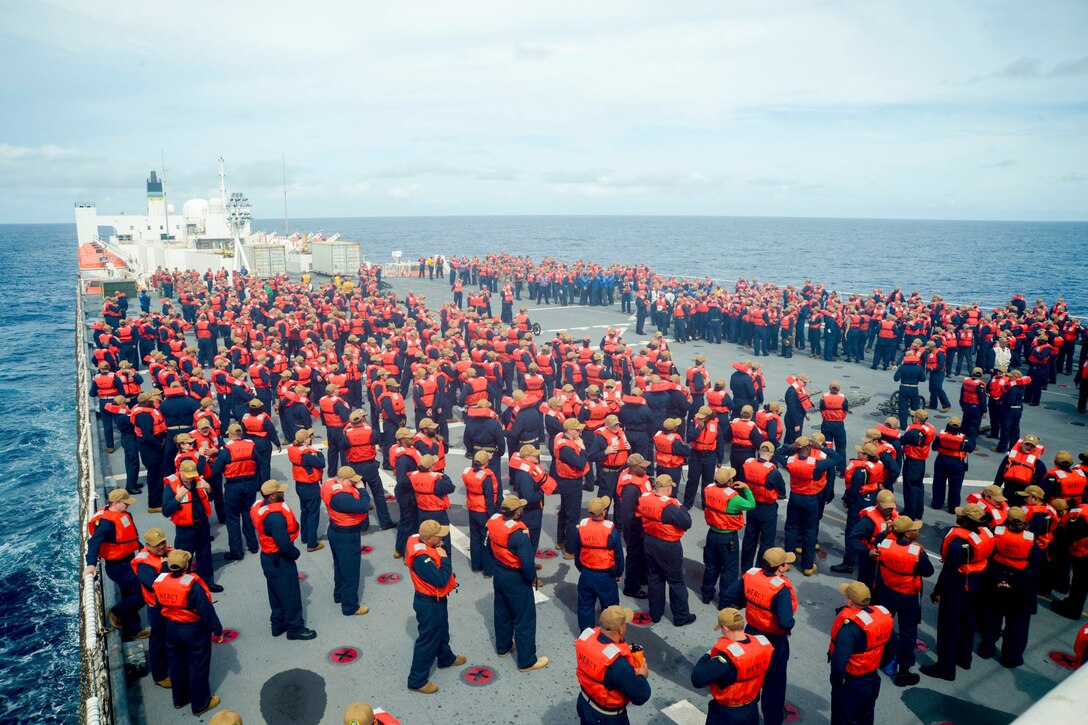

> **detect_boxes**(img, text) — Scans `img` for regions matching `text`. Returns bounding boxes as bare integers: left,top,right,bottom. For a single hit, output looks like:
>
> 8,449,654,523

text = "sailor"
828,582,894,725
287,428,326,551
872,516,934,686
591,414,631,501
686,406,722,509
899,409,936,520
959,367,988,446
509,443,556,559
321,466,371,617
830,443,886,574
131,528,171,688
994,433,1046,500
920,503,993,681
90,361,121,452
131,390,167,512
719,547,797,725
160,381,200,477
652,417,689,487
83,488,147,640
463,450,501,574
105,395,142,494
700,467,755,608
922,340,952,411
779,436,840,576
162,460,220,591
574,606,652,724
977,507,1041,667
690,607,774,725
209,424,260,560
782,374,813,446
462,399,507,488
569,496,624,632
723,405,762,477
152,549,223,716
343,409,396,530
994,370,1029,453
740,442,786,571
892,348,927,430
637,474,696,626
240,398,281,487
554,418,591,554
409,455,455,550
486,496,549,672
391,427,423,559
318,383,351,477
832,491,896,587
1051,503,1088,619
250,479,316,639
930,417,972,513
405,520,464,694
817,381,849,464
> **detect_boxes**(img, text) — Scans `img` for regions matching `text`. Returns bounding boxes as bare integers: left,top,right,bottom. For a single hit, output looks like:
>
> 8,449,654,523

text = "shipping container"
248,244,287,278
311,241,361,276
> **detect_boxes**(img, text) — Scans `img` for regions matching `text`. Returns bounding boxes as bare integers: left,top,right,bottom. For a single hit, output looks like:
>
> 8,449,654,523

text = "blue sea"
0,215,1085,722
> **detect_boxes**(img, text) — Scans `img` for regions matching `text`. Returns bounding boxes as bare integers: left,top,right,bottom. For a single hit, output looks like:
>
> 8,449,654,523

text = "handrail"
77,281,112,724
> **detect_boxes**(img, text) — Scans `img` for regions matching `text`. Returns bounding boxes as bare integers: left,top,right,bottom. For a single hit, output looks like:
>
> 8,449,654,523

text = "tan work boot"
441,655,467,668
410,682,439,694
154,677,172,689
803,565,817,576
194,695,221,715
519,656,550,672
307,543,325,552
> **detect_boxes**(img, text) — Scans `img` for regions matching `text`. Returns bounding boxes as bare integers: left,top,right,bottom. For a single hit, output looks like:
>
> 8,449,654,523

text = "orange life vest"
164,475,212,526
615,470,652,501
828,605,894,676
410,471,450,511
876,538,923,594
786,455,823,496
902,422,936,460
991,526,1035,570
131,546,168,606
692,418,720,452
87,507,140,560
595,428,631,467
404,533,457,598
343,423,378,463
940,526,994,576
708,635,775,707
241,412,270,438
730,419,757,448
844,459,884,495
742,568,797,635
820,394,847,422
130,405,166,438
462,466,499,513
1002,449,1040,485
704,485,745,531
319,395,347,427
487,514,529,569
250,500,300,554
743,459,778,504
637,493,684,542
222,438,258,479
576,518,617,570
288,445,323,483
575,628,636,710
935,431,967,461
653,431,686,468
554,436,590,479
153,572,212,623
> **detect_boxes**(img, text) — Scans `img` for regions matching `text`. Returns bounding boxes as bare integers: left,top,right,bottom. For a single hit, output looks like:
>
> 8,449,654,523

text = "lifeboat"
78,242,128,270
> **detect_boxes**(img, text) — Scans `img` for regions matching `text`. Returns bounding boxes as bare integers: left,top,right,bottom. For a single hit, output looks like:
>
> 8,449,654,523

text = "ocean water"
0,214,1085,722
0,223,80,722
255,215,1088,315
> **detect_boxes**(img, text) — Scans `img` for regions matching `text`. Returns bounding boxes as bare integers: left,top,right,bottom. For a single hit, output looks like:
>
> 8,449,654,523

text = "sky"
1,0,1086,223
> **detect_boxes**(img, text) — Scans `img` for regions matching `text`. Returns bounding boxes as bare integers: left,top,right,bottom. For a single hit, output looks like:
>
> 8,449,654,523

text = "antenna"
218,156,227,206
160,150,170,240
282,152,289,237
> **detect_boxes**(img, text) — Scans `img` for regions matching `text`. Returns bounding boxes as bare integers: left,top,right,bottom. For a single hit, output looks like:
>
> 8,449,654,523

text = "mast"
282,152,289,237
160,151,170,240
218,156,227,206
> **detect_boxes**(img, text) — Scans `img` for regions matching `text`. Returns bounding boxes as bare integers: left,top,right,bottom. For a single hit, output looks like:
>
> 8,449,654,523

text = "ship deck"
84,273,1087,724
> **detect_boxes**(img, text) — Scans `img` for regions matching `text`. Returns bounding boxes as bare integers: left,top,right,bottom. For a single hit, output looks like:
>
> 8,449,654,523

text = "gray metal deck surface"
87,273,1086,724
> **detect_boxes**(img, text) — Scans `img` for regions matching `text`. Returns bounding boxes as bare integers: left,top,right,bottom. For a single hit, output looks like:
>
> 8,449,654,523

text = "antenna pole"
282,152,289,237
160,150,170,240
